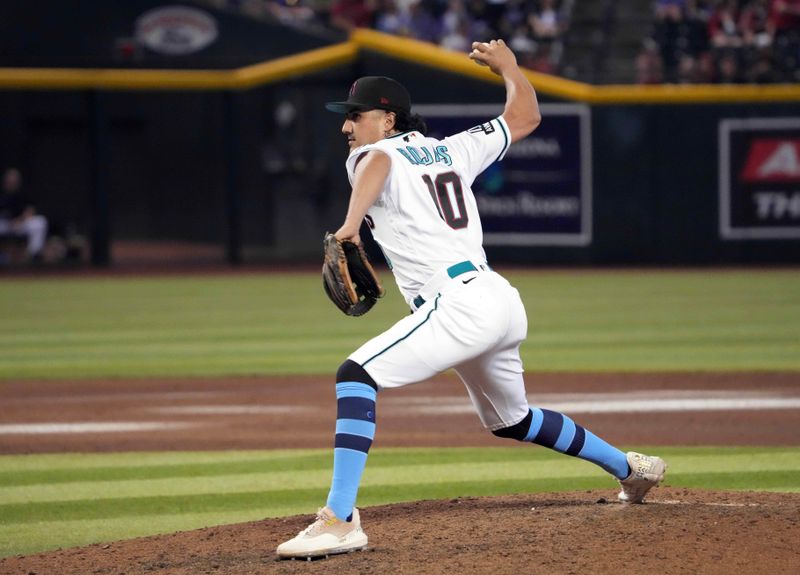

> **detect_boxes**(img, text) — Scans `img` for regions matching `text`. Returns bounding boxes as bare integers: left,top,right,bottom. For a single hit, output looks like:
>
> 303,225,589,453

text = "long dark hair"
393,111,428,136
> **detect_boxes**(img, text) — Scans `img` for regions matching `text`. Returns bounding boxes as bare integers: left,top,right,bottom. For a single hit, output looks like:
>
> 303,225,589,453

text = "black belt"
412,261,481,309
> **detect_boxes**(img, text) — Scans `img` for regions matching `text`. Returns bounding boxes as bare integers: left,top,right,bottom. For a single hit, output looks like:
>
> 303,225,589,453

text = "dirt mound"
3,489,798,575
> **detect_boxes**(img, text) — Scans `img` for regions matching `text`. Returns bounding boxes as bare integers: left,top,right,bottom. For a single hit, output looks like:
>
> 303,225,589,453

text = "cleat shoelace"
302,509,337,537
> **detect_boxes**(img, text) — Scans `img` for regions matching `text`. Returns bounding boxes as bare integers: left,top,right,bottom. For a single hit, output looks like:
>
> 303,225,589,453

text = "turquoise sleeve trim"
494,117,510,163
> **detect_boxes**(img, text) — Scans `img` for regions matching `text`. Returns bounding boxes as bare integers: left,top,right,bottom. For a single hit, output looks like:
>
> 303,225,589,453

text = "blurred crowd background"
639,0,800,84
205,0,800,83
210,0,575,75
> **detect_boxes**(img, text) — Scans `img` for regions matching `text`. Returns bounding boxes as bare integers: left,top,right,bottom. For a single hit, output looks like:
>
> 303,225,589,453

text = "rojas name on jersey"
396,145,452,166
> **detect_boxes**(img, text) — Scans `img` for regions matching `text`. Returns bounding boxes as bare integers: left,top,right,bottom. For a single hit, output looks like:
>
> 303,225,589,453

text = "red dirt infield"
1,371,799,574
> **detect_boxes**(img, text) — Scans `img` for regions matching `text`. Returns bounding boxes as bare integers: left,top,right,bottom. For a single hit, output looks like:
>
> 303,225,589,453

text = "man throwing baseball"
277,39,666,559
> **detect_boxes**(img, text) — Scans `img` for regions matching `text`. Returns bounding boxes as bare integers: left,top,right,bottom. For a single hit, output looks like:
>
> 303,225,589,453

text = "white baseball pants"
350,268,530,431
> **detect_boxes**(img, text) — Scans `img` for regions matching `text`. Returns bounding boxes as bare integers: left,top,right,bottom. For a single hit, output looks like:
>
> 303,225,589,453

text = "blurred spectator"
374,0,405,34
656,0,687,20
659,0,713,81
330,0,376,32
714,48,744,81
403,0,442,43
528,0,568,74
685,0,713,56
709,0,744,48
676,52,697,81
642,0,797,83
441,0,470,37
747,47,778,80
529,0,564,42
739,0,775,81
484,0,510,34
769,0,800,35
465,0,493,40
266,0,319,26
769,0,800,81
739,0,771,47
440,16,472,52
508,23,539,68
529,40,557,73
495,0,530,37
0,167,48,263
652,0,688,81
707,1,747,83
636,37,665,83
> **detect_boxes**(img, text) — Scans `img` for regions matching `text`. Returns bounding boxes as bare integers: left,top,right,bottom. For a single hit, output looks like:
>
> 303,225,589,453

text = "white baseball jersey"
345,115,531,431
345,116,511,306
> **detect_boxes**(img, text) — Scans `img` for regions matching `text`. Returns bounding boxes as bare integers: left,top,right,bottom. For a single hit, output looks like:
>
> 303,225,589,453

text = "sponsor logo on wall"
135,6,218,55
719,118,800,240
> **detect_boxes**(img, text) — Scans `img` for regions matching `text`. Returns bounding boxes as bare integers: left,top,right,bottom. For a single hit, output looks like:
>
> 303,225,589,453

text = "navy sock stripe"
565,424,586,456
532,409,563,448
335,433,373,453
337,397,376,422
504,407,628,479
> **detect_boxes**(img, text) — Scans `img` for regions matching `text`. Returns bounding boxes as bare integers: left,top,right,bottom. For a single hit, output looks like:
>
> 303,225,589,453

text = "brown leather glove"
322,233,385,316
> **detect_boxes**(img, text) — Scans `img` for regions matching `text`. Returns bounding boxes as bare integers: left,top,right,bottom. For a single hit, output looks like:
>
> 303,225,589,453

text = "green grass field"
0,270,798,378
0,270,798,557
1,446,799,557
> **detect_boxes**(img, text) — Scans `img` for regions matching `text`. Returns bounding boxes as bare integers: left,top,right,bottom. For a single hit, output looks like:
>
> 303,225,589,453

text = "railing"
0,29,797,104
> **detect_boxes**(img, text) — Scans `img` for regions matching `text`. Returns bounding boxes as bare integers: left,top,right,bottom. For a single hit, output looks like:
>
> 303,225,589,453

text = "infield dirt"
1,372,799,574
3,489,799,575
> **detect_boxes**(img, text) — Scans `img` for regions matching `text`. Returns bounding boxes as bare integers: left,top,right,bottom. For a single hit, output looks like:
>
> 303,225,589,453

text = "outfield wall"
1,23,798,265
5,76,796,265
583,103,800,265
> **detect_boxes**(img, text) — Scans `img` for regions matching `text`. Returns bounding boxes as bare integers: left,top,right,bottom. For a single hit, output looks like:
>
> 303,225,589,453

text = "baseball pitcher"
278,40,667,560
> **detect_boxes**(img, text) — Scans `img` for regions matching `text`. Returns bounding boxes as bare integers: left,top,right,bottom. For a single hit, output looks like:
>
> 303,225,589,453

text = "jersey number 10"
422,172,468,230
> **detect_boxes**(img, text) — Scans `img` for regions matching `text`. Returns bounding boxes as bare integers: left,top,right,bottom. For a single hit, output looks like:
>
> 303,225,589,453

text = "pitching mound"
4,488,799,575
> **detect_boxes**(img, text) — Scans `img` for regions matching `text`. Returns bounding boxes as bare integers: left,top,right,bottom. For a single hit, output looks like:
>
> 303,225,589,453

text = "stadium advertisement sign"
135,6,219,55
719,118,800,240
415,103,592,246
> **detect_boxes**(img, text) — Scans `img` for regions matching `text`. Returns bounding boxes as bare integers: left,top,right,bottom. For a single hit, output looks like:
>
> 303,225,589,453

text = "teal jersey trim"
363,294,441,367
494,118,510,163
447,260,477,277
386,131,411,140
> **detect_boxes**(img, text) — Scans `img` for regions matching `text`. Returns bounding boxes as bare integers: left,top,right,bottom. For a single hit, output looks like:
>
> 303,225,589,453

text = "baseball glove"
322,233,385,316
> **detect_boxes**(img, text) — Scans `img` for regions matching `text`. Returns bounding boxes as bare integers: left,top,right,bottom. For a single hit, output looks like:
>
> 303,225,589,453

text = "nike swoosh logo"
462,277,476,285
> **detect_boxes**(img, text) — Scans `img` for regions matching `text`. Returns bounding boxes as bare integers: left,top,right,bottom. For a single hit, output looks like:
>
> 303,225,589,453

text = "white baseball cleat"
618,451,667,504
276,506,368,560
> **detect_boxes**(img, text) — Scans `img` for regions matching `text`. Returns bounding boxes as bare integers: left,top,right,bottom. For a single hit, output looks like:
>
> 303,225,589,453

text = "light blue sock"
524,407,630,479
326,382,377,520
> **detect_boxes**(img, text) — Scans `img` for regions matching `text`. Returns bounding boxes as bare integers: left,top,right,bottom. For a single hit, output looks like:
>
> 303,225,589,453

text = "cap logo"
349,81,358,97
380,97,389,105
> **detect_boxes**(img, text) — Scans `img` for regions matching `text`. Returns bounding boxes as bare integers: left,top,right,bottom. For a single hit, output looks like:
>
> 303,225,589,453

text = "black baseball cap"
325,76,411,115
